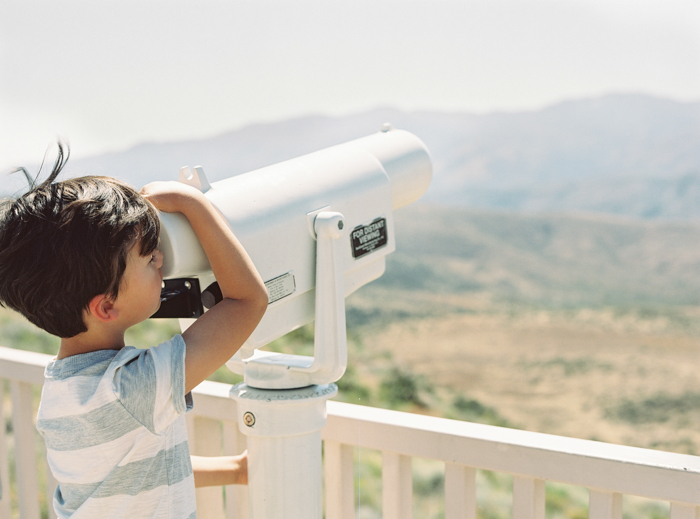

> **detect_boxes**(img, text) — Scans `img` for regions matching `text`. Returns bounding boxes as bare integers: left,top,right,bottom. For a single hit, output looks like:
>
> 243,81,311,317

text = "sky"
1,0,699,171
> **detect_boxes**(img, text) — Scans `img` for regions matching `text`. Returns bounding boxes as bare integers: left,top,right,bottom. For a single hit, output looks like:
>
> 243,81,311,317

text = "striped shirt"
36,335,196,519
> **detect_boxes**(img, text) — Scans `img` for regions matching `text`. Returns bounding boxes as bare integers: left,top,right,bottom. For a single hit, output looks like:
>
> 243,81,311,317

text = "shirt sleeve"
112,335,193,434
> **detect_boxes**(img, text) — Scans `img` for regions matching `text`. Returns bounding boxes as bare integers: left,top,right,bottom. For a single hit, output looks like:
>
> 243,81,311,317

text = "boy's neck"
57,328,126,360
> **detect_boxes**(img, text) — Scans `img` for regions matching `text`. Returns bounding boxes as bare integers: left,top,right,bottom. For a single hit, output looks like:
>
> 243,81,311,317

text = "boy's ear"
88,294,118,322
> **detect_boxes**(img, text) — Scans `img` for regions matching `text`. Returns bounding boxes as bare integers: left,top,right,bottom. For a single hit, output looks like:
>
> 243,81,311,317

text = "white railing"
1,345,700,519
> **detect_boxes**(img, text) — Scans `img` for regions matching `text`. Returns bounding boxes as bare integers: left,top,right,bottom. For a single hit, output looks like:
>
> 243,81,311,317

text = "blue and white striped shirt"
37,335,196,519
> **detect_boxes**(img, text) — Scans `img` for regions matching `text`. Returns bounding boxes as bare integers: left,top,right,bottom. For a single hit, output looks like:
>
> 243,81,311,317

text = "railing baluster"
382,451,412,519
513,476,545,519
223,419,248,519
44,454,58,519
589,490,622,519
11,380,40,519
0,382,11,518
444,462,476,519
671,502,700,519
192,416,225,519
324,440,354,519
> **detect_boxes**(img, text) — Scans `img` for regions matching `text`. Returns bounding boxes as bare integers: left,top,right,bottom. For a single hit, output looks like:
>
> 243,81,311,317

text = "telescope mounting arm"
229,210,348,390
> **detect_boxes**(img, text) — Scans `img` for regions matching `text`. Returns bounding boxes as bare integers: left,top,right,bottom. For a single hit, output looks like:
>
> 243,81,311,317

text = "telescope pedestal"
159,128,433,518
230,383,338,519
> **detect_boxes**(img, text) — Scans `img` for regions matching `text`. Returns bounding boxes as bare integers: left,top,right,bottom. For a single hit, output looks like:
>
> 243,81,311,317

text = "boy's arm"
141,182,268,394
192,453,248,487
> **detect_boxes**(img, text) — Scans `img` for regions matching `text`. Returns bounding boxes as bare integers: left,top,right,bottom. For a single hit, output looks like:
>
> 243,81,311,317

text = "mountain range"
5,94,699,220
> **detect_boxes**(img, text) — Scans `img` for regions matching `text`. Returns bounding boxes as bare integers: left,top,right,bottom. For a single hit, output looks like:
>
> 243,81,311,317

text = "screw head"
337,220,344,230
243,412,256,427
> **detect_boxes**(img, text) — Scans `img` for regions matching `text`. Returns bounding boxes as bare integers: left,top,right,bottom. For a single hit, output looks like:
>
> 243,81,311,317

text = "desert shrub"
451,395,511,427
607,392,700,424
379,367,428,407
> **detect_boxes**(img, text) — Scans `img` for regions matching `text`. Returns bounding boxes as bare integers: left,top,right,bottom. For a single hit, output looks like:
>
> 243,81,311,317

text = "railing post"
190,416,225,519
589,490,622,519
11,380,40,519
444,463,476,519
0,382,11,519
324,440,354,519
44,453,58,519
382,451,412,519
671,502,700,519
513,476,545,519
223,419,248,519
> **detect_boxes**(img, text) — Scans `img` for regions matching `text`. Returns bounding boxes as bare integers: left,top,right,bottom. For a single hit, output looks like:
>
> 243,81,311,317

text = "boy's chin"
150,300,163,318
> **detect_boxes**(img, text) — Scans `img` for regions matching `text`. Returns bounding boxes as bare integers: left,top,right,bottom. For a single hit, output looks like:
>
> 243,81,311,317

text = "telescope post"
230,211,348,518
230,384,337,519
155,128,433,517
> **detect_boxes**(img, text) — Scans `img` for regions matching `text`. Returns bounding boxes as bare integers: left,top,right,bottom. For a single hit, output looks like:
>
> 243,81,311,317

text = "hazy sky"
1,0,698,170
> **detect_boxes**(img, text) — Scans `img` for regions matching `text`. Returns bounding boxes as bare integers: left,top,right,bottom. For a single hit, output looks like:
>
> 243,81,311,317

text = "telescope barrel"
158,127,432,351
354,127,433,210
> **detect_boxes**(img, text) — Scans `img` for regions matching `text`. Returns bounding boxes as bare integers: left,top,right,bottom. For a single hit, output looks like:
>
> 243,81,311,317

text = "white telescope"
158,125,432,389
156,125,432,519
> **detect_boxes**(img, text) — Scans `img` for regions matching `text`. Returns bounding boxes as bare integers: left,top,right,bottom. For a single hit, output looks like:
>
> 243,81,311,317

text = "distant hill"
5,94,699,220
348,204,700,322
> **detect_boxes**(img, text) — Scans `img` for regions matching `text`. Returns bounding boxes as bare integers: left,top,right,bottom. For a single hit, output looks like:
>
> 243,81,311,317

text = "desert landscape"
335,205,700,454
3,96,700,517
357,303,700,453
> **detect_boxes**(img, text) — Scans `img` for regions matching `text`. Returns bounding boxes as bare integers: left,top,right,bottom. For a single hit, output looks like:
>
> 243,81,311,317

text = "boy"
0,146,268,518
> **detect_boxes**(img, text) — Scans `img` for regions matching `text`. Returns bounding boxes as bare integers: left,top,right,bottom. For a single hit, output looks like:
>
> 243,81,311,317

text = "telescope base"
230,383,338,519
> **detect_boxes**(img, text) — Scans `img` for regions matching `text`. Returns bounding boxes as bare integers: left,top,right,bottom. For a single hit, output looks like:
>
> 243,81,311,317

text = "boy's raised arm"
140,182,268,393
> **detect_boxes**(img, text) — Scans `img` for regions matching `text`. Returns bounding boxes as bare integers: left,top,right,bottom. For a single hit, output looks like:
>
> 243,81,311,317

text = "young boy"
0,146,268,518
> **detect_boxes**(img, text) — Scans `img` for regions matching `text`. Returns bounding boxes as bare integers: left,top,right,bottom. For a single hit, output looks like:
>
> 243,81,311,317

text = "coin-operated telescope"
155,125,432,519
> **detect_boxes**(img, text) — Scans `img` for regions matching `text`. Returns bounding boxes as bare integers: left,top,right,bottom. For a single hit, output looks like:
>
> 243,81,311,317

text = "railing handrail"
2,345,699,510
322,400,700,504
0,346,52,385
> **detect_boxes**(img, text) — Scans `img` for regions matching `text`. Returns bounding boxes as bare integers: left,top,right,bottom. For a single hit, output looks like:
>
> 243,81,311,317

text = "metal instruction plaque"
265,271,296,304
351,217,388,259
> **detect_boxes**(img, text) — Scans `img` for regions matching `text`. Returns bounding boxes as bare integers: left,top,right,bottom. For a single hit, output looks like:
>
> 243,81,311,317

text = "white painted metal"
235,211,348,389
137,130,431,519
227,209,351,516
180,165,212,193
359,125,434,210
158,128,432,369
324,440,355,519
671,502,700,519
382,451,413,519
444,463,477,519
230,384,337,519
513,476,545,519
589,490,622,519
0,382,11,519
11,381,40,519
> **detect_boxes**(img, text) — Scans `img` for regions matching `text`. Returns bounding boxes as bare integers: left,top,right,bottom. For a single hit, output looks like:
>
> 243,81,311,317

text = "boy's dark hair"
0,144,160,338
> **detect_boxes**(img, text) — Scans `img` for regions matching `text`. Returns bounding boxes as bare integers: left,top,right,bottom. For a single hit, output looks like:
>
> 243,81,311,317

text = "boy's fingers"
140,182,206,215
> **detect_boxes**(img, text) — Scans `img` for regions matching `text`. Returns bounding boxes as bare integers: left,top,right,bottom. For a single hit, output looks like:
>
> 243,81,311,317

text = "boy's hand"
140,181,205,214
192,451,248,487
